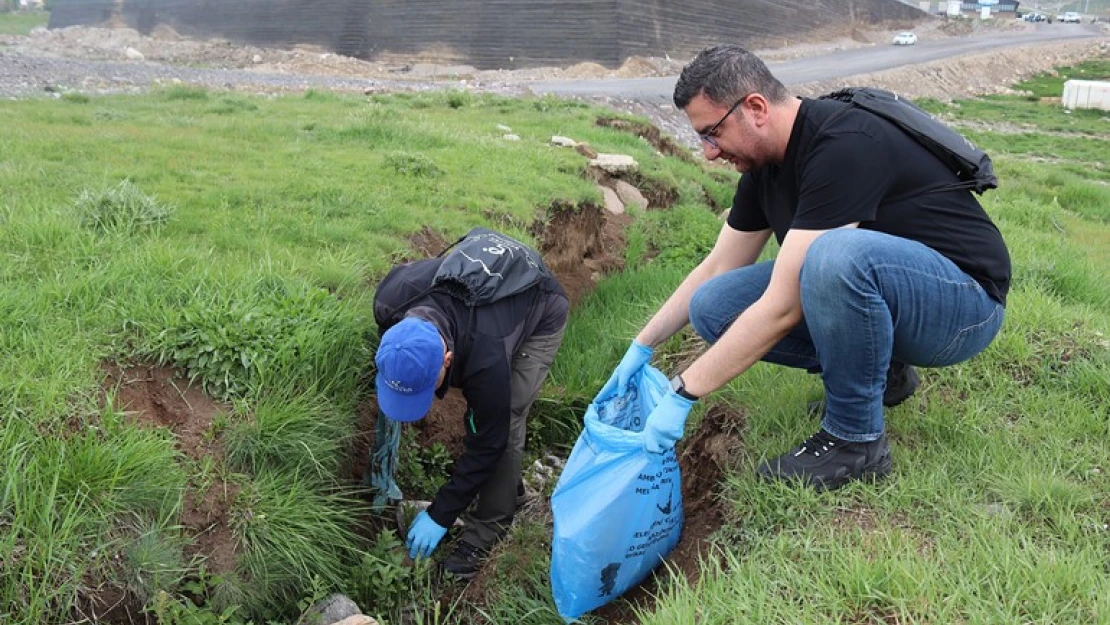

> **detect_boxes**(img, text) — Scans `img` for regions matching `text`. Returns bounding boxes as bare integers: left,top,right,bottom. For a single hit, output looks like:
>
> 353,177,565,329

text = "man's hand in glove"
406,510,448,560
643,390,696,454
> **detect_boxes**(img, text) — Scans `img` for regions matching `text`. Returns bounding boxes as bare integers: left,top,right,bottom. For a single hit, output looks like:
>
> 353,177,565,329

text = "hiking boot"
756,429,892,492
806,362,920,416
441,541,489,580
883,361,919,408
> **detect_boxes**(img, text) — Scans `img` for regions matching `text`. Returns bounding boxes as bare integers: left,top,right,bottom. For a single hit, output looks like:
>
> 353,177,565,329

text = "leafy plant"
351,528,409,611
147,286,355,399
148,568,253,625
396,428,453,498
349,528,442,624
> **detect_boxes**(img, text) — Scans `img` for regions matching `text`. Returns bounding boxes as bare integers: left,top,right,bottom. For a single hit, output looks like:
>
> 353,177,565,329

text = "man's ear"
444,350,453,368
746,93,771,123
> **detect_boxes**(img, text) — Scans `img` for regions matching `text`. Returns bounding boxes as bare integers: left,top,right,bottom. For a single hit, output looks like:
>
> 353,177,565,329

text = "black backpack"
818,87,998,195
431,227,554,306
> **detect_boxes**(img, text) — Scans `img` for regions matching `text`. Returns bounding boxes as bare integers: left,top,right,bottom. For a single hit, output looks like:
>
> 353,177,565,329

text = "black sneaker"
884,361,919,408
756,429,892,492
441,541,489,580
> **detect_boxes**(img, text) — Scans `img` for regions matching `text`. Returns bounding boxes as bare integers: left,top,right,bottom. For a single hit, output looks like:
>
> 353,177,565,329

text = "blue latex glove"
406,510,448,560
643,390,696,454
596,340,653,401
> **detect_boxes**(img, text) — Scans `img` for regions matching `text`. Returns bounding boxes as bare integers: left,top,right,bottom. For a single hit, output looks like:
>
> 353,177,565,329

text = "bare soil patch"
75,581,152,625
405,225,451,259
101,363,240,577
596,116,695,163
535,201,629,308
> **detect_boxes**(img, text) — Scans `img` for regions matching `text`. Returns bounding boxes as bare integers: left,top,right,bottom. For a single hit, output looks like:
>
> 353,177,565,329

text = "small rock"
496,123,513,132
589,153,638,175
252,54,262,63
502,133,521,141
124,47,145,61
333,617,380,625
296,594,361,625
613,179,648,210
551,135,578,147
599,184,625,215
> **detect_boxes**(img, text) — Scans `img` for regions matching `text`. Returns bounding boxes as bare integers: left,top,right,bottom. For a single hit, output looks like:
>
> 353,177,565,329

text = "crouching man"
373,228,569,578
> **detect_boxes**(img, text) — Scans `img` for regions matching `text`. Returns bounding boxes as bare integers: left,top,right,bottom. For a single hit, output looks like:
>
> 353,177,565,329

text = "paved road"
529,23,1106,103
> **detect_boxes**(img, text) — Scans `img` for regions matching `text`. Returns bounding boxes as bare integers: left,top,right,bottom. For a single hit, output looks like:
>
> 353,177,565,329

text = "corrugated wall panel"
48,0,925,70
617,0,923,60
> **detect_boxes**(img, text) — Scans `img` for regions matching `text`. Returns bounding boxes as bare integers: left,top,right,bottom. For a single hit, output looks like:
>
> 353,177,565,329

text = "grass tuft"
73,179,173,234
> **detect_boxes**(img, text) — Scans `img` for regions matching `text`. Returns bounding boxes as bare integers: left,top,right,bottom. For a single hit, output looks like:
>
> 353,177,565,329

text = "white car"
892,32,918,46
1062,12,1082,23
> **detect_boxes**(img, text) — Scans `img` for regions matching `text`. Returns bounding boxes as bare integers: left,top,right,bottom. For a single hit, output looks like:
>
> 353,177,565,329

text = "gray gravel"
0,48,689,146
0,51,522,99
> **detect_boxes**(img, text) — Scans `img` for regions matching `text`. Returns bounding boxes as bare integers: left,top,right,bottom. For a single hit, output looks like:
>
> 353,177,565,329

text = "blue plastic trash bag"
550,365,683,621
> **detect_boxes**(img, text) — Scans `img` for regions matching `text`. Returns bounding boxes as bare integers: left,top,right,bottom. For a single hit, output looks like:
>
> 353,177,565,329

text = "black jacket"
374,257,568,527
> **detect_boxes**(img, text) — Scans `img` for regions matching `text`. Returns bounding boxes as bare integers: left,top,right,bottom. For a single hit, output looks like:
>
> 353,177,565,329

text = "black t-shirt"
728,97,1011,304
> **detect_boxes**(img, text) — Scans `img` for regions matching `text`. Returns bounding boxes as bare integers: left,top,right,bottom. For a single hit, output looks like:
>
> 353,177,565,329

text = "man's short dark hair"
673,45,789,109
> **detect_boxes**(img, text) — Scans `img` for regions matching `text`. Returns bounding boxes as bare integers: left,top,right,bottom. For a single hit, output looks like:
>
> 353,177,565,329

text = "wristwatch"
669,374,700,401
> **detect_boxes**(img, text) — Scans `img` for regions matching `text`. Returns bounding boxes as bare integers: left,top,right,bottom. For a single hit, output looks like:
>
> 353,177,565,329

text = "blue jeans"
689,229,1005,442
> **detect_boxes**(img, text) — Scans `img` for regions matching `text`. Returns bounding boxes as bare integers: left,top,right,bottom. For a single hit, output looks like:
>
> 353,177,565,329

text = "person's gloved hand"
643,390,696,454
596,340,653,401
406,510,448,560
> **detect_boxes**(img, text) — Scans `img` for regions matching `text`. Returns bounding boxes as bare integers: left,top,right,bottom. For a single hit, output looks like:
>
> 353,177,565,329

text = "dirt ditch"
84,364,240,623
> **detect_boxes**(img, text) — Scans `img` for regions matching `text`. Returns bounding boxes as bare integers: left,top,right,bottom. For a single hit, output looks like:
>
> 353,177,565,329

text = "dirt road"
530,23,1106,100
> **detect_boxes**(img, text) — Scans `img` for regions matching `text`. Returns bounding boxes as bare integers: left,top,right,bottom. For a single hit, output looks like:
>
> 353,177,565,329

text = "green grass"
0,10,47,36
2,59,1109,625
0,86,736,624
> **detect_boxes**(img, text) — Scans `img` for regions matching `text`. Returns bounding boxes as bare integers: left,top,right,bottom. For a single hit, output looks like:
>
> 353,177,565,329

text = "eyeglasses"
699,95,750,149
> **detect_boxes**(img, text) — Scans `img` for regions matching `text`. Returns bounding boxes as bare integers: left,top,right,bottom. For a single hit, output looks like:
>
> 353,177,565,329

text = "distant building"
19,0,46,8
951,1,1021,18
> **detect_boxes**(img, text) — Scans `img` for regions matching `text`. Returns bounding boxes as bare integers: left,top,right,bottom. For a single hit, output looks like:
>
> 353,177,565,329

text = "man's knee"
801,229,881,297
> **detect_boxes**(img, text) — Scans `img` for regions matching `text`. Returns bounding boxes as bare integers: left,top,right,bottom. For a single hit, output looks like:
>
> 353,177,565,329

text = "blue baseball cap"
375,317,444,423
